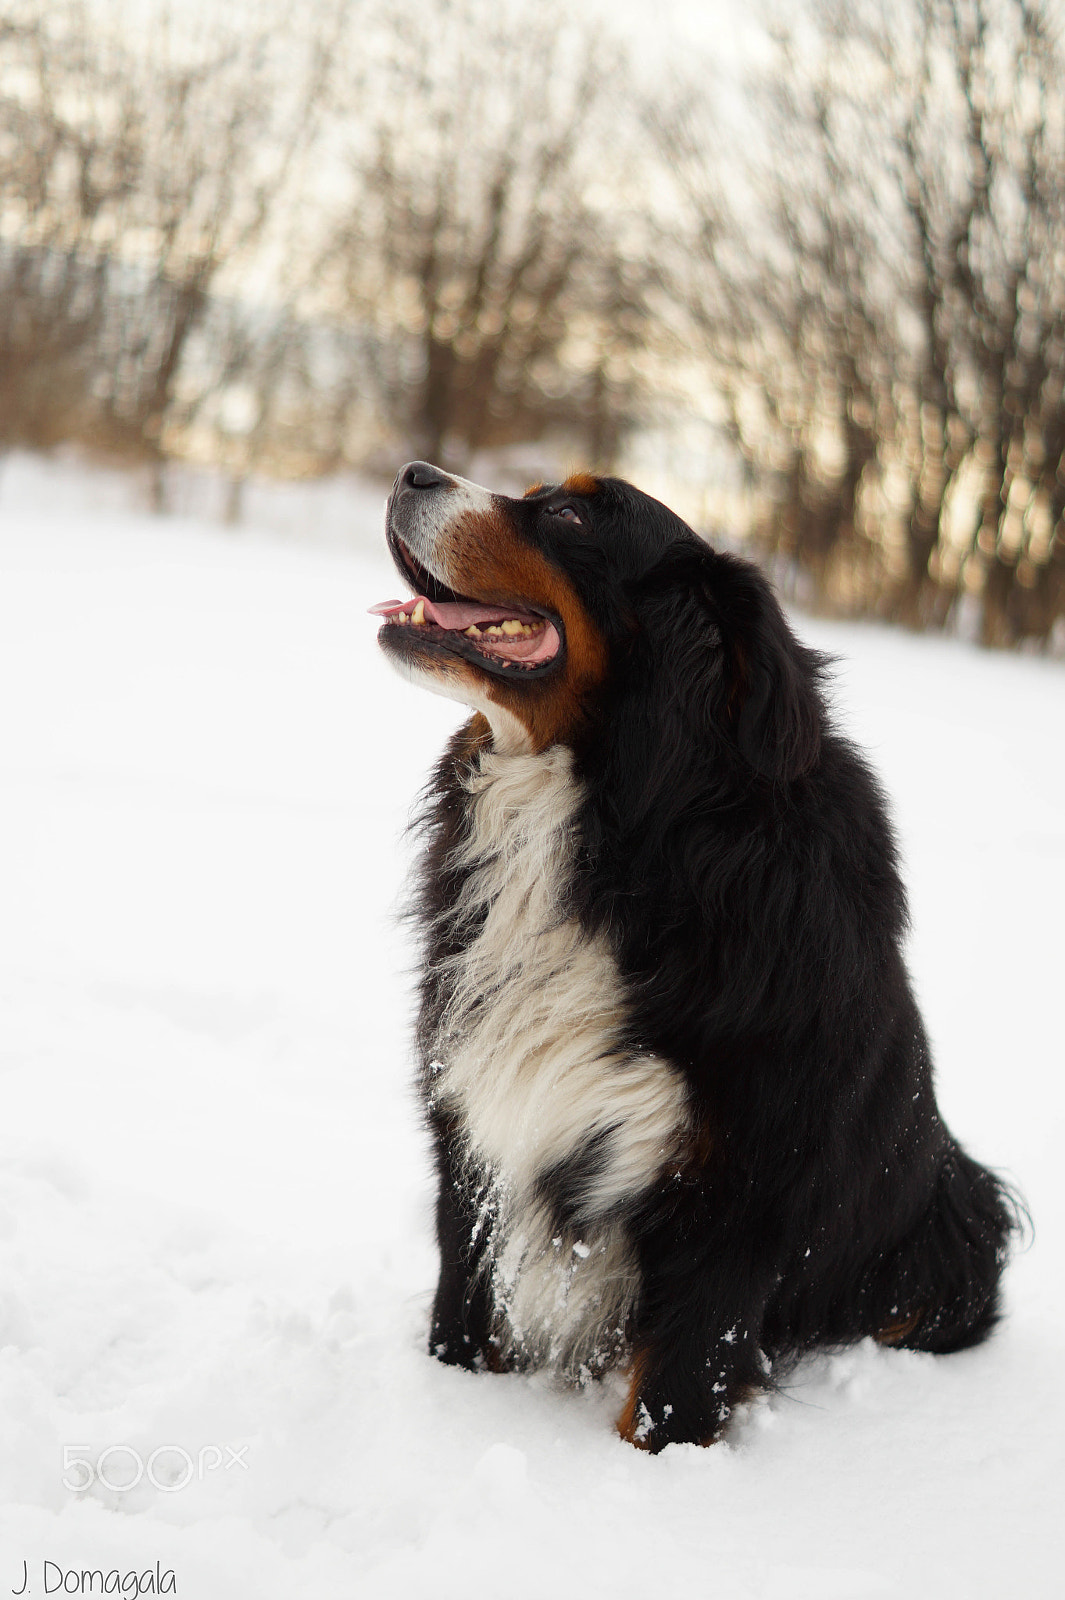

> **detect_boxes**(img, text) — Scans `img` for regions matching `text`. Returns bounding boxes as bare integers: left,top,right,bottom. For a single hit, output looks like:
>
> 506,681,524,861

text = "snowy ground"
0,461,1062,1598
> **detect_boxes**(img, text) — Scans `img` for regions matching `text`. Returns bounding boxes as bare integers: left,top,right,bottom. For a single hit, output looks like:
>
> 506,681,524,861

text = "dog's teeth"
501,619,523,636
486,625,503,636
465,625,482,636
397,611,409,623
411,599,426,625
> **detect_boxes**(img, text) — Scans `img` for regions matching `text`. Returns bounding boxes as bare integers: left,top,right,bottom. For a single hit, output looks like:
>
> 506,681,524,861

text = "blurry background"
2,0,1065,652
1,4,1062,1589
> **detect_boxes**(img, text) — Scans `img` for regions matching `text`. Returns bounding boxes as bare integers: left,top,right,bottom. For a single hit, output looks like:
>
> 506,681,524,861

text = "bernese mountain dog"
371,460,1020,1452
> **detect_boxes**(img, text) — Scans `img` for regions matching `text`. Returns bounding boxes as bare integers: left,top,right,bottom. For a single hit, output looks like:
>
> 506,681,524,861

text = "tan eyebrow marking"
562,472,600,496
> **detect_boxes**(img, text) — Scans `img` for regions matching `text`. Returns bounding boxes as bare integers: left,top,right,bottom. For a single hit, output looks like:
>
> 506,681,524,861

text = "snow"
1,459,1062,1597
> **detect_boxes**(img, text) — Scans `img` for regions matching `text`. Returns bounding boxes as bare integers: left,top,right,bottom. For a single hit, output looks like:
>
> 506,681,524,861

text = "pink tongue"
368,595,539,629
368,595,559,665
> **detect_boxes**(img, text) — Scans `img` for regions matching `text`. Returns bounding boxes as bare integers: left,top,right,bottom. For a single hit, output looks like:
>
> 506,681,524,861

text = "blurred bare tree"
0,0,654,490
662,0,1065,648
320,0,651,471
894,0,1065,645
0,0,338,496
0,3,130,447
2,0,1062,647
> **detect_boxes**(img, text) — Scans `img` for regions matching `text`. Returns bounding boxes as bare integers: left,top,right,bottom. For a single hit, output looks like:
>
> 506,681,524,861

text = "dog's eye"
553,506,582,525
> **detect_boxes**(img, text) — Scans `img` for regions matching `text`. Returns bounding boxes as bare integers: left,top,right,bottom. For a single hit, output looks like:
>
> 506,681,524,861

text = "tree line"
667,0,1065,646
1,0,1063,647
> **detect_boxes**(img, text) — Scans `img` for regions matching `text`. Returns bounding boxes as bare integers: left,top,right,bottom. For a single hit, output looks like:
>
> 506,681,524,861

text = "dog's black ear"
700,550,824,782
623,542,824,792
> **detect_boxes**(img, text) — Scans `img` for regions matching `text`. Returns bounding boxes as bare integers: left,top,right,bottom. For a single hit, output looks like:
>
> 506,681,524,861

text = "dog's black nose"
397,461,451,492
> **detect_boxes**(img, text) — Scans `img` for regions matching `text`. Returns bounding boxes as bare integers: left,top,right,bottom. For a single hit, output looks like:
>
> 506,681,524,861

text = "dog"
371,460,1020,1452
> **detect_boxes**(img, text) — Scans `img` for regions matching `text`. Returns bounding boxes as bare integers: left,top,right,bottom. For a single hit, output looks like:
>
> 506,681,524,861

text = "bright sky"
93,0,767,74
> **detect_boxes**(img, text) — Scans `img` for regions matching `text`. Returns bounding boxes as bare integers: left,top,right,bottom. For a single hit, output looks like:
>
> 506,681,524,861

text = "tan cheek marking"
441,507,609,752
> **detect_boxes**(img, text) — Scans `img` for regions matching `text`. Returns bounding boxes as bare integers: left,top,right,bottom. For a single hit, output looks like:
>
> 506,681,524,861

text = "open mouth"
370,534,563,675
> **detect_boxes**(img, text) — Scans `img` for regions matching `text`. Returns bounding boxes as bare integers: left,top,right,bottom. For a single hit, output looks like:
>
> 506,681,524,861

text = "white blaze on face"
392,471,497,590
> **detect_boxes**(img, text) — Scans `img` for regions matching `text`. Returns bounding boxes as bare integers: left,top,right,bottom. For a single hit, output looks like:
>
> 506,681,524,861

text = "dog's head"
373,461,823,778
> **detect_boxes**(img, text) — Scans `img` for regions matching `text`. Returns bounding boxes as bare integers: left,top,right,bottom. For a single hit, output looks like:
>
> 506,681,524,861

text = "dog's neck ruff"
426,740,690,1374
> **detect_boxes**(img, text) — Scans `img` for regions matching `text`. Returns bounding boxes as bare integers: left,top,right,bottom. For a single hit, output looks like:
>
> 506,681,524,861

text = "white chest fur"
427,743,690,1373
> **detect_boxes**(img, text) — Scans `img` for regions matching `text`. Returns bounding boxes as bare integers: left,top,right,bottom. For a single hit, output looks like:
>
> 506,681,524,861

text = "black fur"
402,474,1023,1450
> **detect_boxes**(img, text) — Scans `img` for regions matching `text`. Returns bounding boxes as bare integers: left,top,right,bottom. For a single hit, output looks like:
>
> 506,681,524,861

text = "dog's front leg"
427,1118,495,1369
619,1201,772,1451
